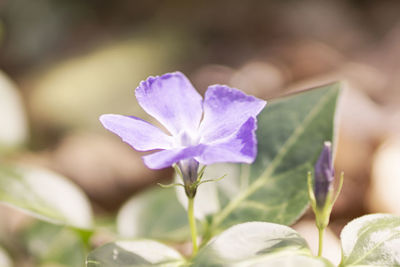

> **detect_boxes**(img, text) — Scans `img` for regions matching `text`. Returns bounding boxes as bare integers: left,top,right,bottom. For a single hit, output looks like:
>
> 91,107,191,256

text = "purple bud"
178,158,199,198
314,141,335,208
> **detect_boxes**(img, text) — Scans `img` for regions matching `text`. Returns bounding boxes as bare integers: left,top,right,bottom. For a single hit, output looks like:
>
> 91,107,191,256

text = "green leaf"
0,245,12,267
192,222,333,267
117,187,190,242
340,213,400,267
0,164,93,229
23,221,86,267
0,71,28,153
208,83,341,232
86,240,185,267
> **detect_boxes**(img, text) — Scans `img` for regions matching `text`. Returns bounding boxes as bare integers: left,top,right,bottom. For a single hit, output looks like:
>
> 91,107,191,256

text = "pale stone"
230,61,286,97
191,65,235,95
368,137,400,215
339,62,387,99
0,70,28,149
0,245,12,267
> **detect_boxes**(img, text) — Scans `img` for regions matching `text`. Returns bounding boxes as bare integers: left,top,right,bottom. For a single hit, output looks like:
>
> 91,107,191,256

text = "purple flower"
100,71,266,176
314,141,335,208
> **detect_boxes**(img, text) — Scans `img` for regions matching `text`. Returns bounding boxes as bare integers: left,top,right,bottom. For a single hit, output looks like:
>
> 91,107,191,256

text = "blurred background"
1,0,400,265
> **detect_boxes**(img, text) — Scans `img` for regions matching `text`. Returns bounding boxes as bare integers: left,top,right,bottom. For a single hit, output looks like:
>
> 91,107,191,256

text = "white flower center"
174,130,199,148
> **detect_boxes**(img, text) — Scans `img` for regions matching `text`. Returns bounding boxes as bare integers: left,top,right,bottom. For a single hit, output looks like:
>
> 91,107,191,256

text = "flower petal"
143,145,206,169
100,114,173,151
199,85,266,143
196,117,258,165
135,72,203,136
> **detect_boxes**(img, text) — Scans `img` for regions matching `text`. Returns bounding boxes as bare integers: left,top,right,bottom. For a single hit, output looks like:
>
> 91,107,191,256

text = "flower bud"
314,141,334,208
178,158,199,198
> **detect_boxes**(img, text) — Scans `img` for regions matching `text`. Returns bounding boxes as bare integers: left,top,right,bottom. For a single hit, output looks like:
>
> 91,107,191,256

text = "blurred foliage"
23,221,86,267
0,164,93,229
28,33,191,130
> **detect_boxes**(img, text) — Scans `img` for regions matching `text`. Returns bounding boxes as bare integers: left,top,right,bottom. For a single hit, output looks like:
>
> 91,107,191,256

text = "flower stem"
188,197,198,256
318,227,324,257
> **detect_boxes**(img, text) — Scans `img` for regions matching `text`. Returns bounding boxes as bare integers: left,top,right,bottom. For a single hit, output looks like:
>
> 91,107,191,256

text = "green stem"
188,197,198,256
318,227,324,257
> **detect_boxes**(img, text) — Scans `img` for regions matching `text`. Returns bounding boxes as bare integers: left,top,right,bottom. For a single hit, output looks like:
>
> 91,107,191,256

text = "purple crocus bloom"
314,141,335,208
100,72,266,185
